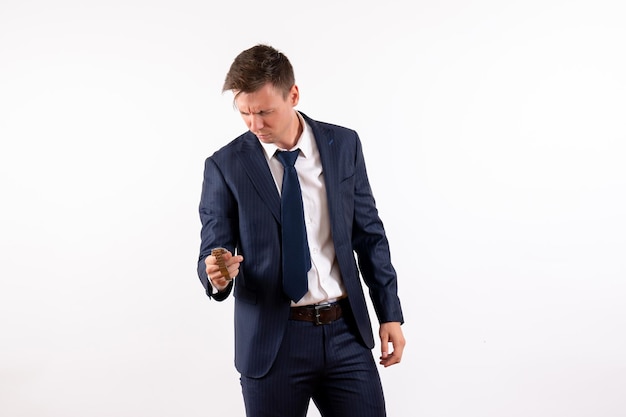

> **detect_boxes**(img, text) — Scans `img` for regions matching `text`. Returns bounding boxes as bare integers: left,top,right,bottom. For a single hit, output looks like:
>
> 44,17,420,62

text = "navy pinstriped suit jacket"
197,112,404,378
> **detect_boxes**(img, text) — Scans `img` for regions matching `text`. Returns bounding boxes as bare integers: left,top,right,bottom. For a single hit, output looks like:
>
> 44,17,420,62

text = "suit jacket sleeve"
350,134,404,324
197,156,237,301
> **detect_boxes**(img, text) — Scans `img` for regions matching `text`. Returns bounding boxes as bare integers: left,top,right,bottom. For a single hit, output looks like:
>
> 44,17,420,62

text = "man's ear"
289,85,300,107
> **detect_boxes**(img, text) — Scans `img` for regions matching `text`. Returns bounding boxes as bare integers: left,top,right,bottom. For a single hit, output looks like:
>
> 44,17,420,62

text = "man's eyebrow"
239,109,273,115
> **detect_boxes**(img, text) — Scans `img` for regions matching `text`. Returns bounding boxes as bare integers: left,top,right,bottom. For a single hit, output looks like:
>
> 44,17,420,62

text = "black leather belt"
289,299,348,325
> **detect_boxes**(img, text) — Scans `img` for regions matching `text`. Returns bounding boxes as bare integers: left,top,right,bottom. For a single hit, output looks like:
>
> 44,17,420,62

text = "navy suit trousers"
240,309,386,417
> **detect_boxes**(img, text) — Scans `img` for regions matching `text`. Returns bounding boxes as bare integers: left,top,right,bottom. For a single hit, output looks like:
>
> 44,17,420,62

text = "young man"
197,44,405,417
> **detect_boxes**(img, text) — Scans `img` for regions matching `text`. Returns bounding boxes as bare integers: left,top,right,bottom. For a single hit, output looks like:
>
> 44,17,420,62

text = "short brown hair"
222,44,295,98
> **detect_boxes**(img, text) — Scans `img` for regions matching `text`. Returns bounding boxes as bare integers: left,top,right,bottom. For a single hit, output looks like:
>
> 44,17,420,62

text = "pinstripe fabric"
197,112,404,380
240,314,386,417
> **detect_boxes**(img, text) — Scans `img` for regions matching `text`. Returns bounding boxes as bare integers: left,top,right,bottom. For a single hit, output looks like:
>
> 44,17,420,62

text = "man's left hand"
379,322,405,367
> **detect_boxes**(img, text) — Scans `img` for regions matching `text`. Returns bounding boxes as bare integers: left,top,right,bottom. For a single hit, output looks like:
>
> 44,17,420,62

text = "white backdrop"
1,1,625,416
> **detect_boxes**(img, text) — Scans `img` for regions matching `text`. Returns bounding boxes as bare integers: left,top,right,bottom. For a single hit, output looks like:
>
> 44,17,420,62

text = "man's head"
223,44,295,99
224,45,301,150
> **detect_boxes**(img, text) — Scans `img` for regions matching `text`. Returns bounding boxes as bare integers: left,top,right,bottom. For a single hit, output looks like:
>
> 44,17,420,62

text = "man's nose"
249,115,263,132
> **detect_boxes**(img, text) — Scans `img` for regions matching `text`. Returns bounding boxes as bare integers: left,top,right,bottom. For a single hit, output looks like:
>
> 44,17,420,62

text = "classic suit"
197,112,403,381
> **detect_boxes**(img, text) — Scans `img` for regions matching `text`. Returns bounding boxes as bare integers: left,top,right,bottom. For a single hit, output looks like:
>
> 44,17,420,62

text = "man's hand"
379,322,405,367
205,250,243,291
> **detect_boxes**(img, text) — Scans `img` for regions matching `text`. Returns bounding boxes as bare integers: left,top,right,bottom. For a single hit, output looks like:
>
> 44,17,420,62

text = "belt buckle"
313,304,332,325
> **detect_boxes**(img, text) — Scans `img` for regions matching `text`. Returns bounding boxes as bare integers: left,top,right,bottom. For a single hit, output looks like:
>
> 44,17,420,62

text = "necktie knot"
276,149,300,168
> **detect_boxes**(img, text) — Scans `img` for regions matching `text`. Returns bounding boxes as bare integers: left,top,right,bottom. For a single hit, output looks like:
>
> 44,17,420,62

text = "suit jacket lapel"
303,113,344,237
237,132,281,223
307,117,339,197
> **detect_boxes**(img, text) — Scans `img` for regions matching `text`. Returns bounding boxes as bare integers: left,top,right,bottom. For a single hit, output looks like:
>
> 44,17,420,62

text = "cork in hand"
211,247,232,281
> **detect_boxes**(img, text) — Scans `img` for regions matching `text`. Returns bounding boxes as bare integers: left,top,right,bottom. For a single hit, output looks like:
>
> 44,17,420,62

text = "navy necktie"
276,150,311,302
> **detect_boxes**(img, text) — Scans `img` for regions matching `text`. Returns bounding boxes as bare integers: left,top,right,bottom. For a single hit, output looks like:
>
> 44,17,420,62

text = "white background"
1,1,625,416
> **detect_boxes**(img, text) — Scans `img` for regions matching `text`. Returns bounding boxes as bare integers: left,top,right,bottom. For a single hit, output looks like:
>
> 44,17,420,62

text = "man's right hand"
205,250,244,291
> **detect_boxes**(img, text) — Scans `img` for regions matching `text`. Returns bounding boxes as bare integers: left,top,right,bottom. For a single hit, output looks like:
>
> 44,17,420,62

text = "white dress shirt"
258,111,346,306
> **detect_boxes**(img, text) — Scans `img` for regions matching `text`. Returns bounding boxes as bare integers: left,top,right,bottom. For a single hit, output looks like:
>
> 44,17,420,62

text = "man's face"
234,83,300,150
